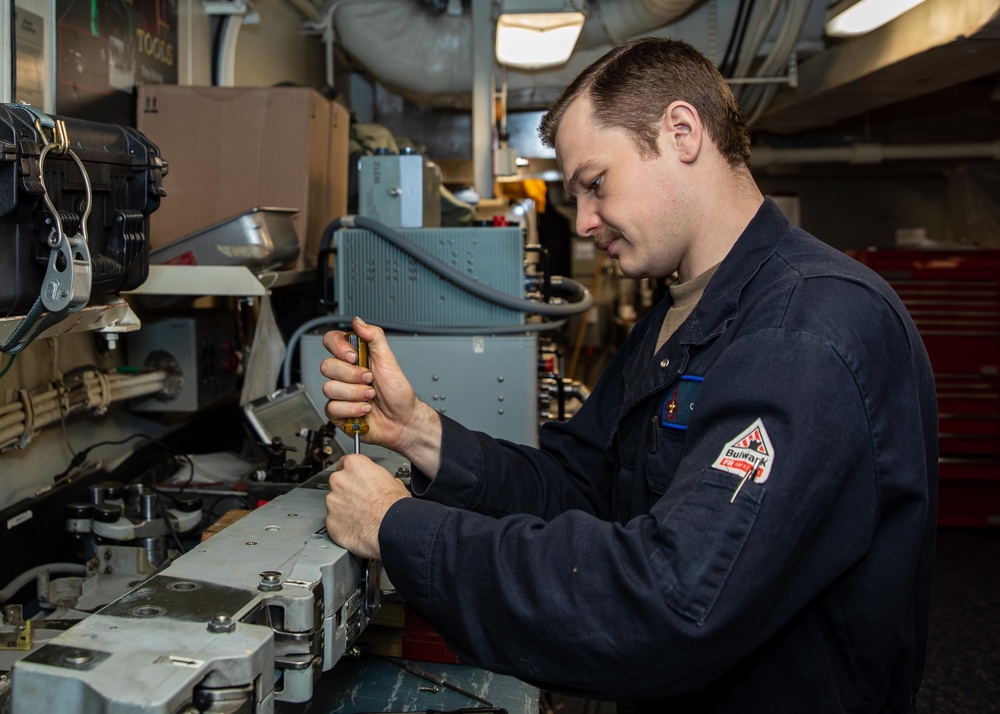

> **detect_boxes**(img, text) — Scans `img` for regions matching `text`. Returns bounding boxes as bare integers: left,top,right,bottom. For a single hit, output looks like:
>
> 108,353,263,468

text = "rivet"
660,359,670,369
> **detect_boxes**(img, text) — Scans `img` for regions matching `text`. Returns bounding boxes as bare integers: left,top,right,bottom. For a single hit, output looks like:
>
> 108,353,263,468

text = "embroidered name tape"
660,375,703,431
712,417,774,484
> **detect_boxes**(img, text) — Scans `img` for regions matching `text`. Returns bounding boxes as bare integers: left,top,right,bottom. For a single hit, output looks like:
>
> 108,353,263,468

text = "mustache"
595,227,626,244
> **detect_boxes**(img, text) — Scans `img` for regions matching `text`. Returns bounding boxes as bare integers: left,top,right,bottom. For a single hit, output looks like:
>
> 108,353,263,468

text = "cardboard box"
136,85,349,270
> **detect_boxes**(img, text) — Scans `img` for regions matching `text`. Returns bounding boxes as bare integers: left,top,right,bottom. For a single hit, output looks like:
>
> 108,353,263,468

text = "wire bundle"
0,368,168,452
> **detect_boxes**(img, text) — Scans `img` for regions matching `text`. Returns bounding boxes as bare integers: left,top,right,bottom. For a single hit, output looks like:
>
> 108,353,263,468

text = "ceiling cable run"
728,0,811,125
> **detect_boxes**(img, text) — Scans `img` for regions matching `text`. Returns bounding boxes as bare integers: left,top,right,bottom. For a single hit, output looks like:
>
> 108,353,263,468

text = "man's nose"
575,199,602,237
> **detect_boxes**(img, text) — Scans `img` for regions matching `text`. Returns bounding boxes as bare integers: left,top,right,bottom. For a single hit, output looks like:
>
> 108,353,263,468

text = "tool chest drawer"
848,248,1000,527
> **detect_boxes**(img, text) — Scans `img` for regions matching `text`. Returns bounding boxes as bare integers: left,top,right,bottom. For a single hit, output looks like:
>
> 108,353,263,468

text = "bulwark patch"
712,418,775,485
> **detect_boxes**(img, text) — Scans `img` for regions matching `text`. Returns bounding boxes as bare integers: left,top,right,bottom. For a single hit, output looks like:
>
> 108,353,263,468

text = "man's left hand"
325,453,410,559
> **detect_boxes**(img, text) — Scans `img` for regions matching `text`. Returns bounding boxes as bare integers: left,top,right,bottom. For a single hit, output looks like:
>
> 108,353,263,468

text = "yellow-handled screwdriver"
345,331,369,454
346,330,381,617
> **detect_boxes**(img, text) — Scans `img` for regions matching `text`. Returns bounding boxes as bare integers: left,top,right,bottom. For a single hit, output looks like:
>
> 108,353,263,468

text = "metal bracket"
727,52,799,88
36,136,94,315
203,0,260,23
41,233,92,313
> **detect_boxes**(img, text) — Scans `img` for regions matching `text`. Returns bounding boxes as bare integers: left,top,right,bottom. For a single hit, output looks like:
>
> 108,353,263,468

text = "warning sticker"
712,418,774,485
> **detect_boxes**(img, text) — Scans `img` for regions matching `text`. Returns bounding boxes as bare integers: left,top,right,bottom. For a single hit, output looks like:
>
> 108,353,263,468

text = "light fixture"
825,0,929,37
495,0,586,70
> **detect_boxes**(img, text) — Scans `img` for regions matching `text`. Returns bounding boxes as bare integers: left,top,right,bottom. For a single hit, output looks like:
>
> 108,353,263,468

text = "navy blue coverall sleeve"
378,279,931,702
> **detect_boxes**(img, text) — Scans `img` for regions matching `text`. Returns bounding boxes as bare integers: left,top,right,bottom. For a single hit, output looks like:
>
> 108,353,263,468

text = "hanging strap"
1,109,94,355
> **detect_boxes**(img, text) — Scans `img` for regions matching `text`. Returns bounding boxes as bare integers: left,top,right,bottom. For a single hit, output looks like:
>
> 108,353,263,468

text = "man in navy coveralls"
320,38,938,714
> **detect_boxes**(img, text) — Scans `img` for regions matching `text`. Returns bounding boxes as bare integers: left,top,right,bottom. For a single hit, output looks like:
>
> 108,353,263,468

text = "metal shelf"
125,265,269,296
0,296,140,346
1,265,308,351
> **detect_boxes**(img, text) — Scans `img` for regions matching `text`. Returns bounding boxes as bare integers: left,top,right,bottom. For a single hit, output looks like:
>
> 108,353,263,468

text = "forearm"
392,400,443,479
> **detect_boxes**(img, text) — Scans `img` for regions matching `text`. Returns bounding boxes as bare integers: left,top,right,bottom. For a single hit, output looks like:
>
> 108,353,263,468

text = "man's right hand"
320,316,442,475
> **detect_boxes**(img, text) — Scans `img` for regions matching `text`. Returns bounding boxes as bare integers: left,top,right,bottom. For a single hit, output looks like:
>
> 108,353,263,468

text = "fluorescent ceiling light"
495,4,585,70
825,0,929,37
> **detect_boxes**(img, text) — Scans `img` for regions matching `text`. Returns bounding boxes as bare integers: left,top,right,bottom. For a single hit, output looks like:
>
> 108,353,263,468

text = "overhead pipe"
471,0,494,198
751,141,1000,167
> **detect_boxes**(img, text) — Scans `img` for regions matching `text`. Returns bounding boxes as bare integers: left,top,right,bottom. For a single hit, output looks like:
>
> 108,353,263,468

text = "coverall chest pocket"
644,375,702,495
644,426,687,495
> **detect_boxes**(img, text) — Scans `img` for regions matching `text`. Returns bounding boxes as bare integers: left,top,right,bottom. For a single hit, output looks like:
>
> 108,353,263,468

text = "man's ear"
661,101,702,164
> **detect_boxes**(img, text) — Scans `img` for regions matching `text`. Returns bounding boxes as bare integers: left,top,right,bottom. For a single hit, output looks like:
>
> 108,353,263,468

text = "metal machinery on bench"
12,470,375,714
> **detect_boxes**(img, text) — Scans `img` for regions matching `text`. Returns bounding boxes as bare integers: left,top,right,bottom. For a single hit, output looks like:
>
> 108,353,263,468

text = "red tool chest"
848,249,1000,527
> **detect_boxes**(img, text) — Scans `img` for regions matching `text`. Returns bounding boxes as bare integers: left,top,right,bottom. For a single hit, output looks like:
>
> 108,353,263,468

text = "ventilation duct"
326,0,704,108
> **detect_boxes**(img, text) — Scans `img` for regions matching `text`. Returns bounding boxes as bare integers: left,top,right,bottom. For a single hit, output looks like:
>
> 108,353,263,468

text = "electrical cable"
51,434,200,555
52,432,194,487
0,354,14,379
731,0,758,76
152,489,188,555
292,215,592,386
0,563,87,604
318,215,593,318
745,0,810,124
282,314,566,388
0,368,167,453
57,381,78,456
720,0,753,76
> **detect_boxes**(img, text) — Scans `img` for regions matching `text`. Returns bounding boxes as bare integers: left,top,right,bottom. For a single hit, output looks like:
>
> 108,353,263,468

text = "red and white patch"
712,418,775,484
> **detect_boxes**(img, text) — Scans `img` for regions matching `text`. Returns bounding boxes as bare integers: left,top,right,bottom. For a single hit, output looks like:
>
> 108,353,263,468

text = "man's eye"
589,176,603,191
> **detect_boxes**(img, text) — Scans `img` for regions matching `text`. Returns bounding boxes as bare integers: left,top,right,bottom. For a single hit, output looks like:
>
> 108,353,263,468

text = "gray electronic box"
301,332,539,448
333,226,525,328
358,153,440,228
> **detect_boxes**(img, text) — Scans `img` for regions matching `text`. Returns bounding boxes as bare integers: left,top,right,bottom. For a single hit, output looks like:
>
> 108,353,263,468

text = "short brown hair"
538,37,751,168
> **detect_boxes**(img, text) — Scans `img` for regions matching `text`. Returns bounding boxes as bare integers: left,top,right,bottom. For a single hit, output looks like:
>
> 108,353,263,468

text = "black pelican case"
0,104,167,318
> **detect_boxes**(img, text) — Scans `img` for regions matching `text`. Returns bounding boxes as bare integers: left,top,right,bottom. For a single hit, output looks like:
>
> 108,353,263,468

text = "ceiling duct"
327,0,704,108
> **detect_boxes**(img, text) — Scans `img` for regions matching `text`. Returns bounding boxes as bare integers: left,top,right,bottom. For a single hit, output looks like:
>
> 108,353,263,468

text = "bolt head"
207,613,236,633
